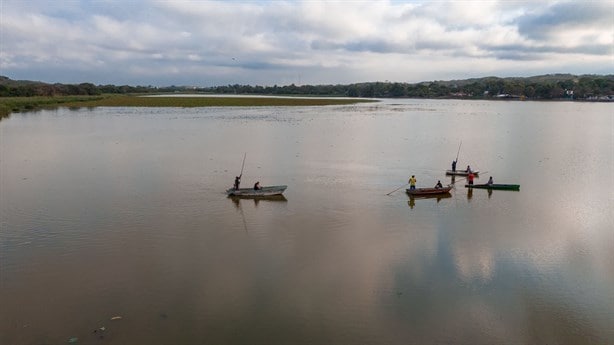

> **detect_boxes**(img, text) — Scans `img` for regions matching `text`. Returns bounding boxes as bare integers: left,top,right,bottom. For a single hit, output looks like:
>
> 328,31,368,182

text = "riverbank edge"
0,94,377,119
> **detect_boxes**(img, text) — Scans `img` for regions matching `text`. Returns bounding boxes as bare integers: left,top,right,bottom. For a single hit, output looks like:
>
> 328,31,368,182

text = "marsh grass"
64,95,375,107
0,95,106,119
0,94,375,119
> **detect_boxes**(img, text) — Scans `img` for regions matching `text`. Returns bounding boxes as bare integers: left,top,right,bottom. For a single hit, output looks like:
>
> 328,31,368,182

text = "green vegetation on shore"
2,74,613,101
2,73,612,119
0,94,374,119
60,95,374,107
0,95,106,118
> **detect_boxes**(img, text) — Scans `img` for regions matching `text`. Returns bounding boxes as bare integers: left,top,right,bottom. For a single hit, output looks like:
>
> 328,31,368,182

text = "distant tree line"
1,74,612,100
206,75,613,100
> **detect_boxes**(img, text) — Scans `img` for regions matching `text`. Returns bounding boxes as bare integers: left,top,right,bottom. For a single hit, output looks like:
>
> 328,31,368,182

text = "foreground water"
1,99,612,344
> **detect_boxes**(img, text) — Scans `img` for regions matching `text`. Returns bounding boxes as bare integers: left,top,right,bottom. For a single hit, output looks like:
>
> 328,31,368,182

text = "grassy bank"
0,95,106,119
0,94,375,119
63,94,375,107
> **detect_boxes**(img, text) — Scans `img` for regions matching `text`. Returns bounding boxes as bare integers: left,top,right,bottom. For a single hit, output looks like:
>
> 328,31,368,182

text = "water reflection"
228,194,288,233
407,193,451,209
1,101,612,345
452,242,495,282
448,175,468,190
467,187,473,201
229,194,288,208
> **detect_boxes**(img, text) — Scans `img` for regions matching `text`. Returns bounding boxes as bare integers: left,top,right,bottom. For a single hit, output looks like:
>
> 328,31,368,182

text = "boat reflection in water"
228,194,288,233
407,193,452,209
229,194,288,208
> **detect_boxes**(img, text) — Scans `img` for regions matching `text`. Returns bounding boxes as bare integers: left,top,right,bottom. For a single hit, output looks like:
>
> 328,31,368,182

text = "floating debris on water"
110,316,122,320
68,337,78,343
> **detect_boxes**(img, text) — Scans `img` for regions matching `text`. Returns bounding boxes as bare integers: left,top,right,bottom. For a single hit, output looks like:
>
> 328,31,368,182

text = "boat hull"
406,186,452,196
226,185,287,197
465,184,519,191
228,194,288,203
446,170,479,176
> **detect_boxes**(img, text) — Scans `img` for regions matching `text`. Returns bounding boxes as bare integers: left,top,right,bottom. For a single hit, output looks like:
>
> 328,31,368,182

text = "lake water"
1,99,612,344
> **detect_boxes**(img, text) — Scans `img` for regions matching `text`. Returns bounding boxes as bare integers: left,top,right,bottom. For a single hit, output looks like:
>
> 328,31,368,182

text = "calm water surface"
1,99,612,344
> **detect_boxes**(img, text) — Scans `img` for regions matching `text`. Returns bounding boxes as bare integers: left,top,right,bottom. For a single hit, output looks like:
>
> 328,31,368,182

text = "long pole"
386,183,409,195
455,141,462,162
239,152,246,177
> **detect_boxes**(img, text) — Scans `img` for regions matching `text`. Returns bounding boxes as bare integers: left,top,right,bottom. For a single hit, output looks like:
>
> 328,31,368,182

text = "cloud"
516,1,612,40
0,0,611,86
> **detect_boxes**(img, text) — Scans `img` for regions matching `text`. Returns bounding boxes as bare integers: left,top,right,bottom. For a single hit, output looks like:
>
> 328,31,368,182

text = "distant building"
585,95,613,101
450,92,471,97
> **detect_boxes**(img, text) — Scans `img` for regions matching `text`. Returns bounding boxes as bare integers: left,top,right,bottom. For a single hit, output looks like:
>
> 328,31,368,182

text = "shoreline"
0,94,376,119
1,93,610,120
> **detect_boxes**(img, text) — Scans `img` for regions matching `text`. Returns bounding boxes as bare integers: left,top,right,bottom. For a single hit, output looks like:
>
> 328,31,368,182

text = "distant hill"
439,74,584,86
0,76,49,87
1,74,613,100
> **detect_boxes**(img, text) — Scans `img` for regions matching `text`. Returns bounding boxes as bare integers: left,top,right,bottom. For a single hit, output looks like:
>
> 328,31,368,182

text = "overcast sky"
1,0,611,87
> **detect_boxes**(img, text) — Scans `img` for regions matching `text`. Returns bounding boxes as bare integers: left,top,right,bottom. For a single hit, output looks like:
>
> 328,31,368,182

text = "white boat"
445,170,479,176
226,185,287,197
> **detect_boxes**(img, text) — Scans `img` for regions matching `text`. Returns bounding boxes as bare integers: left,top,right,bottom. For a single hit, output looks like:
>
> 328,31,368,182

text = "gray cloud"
311,39,408,54
1,0,610,86
516,1,612,40
484,42,612,57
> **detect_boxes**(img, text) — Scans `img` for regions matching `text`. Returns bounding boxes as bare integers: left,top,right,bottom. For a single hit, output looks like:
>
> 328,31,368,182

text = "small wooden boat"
406,186,452,196
465,184,519,191
226,185,287,197
446,170,479,176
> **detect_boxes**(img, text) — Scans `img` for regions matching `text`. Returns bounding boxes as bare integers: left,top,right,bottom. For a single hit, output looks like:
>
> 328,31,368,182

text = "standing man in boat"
468,172,475,185
409,175,417,190
234,175,241,190
451,160,457,172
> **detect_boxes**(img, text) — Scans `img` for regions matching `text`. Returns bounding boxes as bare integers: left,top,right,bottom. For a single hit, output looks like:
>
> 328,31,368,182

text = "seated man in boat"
466,165,472,173
435,180,443,189
253,181,261,190
487,176,493,185
234,175,241,190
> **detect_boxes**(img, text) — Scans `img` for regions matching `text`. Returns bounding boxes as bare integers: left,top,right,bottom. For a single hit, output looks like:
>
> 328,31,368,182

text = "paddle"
455,141,462,163
239,152,246,177
232,153,247,191
386,183,409,195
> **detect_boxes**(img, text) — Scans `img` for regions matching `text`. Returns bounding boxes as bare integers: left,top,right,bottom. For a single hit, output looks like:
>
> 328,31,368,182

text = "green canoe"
465,184,520,191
